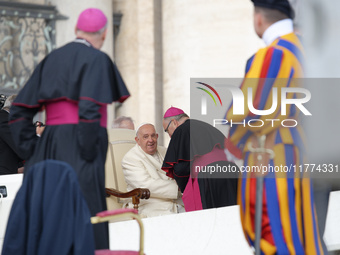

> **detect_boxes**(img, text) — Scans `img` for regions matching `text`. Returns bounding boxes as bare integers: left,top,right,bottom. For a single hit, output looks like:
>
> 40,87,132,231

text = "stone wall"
113,0,164,139
113,0,263,145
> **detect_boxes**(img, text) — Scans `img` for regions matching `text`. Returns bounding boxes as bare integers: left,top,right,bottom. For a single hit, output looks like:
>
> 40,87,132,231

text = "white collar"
74,38,91,47
262,19,294,46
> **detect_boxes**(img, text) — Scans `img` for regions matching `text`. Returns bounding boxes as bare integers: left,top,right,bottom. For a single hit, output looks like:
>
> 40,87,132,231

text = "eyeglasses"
164,120,172,133
34,121,45,127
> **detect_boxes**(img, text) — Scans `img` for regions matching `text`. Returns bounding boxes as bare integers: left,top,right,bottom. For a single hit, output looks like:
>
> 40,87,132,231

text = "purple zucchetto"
76,8,107,33
163,107,185,118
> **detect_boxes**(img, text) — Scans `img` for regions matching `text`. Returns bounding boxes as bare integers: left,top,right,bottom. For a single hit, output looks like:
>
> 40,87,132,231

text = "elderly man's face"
135,124,158,155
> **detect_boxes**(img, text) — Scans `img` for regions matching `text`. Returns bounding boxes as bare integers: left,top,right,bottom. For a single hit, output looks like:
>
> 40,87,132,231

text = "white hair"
76,23,108,36
135,123,154,137
112,116,134,128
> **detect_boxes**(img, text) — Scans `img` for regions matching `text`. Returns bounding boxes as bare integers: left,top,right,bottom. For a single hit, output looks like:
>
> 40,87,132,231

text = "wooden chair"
105,129,150,211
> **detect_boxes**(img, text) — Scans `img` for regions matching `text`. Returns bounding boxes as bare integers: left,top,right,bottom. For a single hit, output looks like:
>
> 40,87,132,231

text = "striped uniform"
226,32,324,255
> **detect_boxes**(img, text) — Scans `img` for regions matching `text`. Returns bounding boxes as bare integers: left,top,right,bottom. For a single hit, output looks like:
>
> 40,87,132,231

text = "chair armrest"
105,188,150,211
105,188,150,199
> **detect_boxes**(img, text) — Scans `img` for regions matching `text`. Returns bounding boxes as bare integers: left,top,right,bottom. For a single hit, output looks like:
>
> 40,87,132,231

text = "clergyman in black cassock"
162,107,238,211
9,8,130,249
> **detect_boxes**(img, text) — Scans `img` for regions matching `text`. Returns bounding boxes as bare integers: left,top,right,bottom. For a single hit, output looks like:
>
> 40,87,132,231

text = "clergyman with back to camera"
8,8,130,249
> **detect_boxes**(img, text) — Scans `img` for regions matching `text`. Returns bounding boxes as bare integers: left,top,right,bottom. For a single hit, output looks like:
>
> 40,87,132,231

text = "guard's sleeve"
226,47,297,136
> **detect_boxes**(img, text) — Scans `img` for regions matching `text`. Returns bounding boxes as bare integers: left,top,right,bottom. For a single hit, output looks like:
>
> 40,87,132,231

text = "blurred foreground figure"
303,0,340,253
225,0,324,254
9,8,130,249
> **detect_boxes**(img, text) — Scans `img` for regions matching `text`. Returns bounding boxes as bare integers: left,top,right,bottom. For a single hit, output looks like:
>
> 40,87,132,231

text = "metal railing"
0,1,67,94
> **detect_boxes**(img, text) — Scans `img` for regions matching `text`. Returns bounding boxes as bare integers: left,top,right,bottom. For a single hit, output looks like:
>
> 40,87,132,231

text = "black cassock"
0,109,24,175
162,119,238,210
9,39,130,249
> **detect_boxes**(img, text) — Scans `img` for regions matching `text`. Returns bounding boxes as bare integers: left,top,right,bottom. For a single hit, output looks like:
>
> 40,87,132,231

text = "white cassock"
122,144,183,217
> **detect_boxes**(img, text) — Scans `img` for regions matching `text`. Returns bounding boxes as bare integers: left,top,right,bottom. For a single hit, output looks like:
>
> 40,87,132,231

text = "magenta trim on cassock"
45,101,79,125
191,146,227,177
45,100,107,127
99,105,107,128
182,178,203,212
182,146,226,212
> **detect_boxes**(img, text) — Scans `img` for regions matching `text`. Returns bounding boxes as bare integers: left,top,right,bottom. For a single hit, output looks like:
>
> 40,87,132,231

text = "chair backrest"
105,129,136,208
